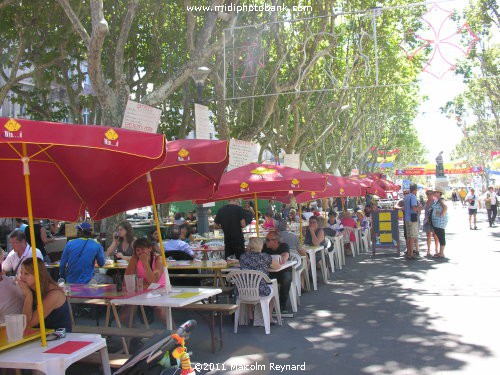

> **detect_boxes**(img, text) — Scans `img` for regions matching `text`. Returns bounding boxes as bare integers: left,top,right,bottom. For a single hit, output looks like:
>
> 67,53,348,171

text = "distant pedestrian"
422,190,438,257
451,190,459,208
485,186,498,228
431,189,448,258
403,183,422,259
459,187,467,207
465,188,478,230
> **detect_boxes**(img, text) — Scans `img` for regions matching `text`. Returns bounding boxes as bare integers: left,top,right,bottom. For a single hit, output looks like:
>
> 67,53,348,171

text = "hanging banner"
284,154,300,169
194,103,211,140
228,139,258,171
396,165,482,176
121,99,161,133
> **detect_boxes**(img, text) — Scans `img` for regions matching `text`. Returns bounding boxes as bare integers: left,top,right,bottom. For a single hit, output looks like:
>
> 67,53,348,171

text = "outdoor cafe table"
191,245,225,260
303,245,327,291
110,287,222,330
0,332,111,375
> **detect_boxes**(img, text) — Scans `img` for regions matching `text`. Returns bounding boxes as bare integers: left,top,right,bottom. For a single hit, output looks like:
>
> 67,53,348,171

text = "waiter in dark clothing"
25,220,54,263
262,231,292,314
214,199,246,259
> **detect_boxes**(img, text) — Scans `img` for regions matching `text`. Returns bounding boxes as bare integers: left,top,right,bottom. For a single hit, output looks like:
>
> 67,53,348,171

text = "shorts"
468,208,477,215
422,223,433,233
404,220,419,238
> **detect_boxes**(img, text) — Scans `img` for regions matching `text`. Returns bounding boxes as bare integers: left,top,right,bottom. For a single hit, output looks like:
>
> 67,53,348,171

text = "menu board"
121,100,161,134
371,209,400,254
228,139,258,171
194,103,211,139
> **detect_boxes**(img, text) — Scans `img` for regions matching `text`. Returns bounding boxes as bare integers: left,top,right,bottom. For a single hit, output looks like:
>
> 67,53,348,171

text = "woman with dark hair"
106,221,136,261
18,258,72,332
179,223,193,244
148,228,161,254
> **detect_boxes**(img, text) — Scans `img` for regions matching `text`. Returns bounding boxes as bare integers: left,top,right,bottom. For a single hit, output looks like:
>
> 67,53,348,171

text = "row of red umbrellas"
0,117,399,344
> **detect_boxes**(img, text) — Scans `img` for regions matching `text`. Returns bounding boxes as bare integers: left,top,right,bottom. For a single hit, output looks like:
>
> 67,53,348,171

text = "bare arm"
308,228,325,246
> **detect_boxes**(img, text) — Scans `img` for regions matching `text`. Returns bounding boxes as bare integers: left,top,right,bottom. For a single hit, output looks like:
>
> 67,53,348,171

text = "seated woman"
18,258,72,332
238,238,280,321
106,221,136,261
303,215,326,263
124,238,166,323
262,212,277,231
147,228,161,254
179,223,194,244
355,210,370,235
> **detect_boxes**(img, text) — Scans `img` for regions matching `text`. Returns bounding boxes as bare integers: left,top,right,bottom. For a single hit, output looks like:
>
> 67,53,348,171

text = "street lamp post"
191,66,211,235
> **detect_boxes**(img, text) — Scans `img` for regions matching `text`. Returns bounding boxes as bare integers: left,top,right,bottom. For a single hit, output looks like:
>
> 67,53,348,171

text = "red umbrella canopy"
92,139,229,220
294,174,364,204
204,163,327,202
0,118,166,221
348,174,389,198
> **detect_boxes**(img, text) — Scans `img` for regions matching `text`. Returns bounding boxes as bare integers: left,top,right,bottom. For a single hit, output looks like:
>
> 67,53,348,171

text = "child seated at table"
17,258,72,332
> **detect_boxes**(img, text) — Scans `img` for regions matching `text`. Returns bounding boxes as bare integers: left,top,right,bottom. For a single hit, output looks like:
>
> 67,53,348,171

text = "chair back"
226,270,272,303
165,250,193,261
289,251,303,270
343,227,354,242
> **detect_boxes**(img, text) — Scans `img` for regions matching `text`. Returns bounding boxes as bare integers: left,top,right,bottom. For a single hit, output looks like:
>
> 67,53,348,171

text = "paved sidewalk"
67,207,499,374
187,207,499,375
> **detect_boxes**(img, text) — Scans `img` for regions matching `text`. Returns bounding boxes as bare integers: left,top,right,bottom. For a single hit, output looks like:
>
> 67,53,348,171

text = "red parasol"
91,139,229,220
203,163,327,202
0,117,166,346
293,174,364,204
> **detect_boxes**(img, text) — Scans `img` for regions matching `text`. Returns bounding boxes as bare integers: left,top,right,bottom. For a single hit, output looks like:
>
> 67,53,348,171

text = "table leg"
165,307,173,330
99,345,112,375
307,250,318,291
111,304,129,355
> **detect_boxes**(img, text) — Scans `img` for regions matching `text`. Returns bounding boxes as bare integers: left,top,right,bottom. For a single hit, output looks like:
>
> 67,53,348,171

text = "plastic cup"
124,275,136,294
136,278,144,292
5,314,26,343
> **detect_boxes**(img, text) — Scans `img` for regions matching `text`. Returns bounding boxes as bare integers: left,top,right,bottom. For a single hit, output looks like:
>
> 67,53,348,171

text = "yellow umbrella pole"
254,193,260,238
146,172,171,293
299,205,303,244
21,148,46,346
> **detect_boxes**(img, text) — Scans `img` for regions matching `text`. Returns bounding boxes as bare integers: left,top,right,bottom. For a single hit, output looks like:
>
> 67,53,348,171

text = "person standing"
24,220,55,263
465,188,478,230
459,187,467,207
431,189,449,258
403,183,422,259
422,190,438,257
214,199,246,259
485,186,498,228
59,222,105,284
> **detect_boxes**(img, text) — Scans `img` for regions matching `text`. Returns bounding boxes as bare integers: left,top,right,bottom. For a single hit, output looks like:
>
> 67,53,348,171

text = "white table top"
303,245,324,252
110,287,222,307
0,333,109,375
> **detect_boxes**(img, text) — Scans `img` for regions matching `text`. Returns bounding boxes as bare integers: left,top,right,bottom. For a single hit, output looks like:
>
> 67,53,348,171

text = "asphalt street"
68,205,499,375
189,205,500,375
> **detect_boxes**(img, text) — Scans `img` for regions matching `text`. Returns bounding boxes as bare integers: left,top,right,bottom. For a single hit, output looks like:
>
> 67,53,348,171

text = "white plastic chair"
343,227,357,257
324,236,339,277
226,270,282,334
333,235,344,269
360,227,371,253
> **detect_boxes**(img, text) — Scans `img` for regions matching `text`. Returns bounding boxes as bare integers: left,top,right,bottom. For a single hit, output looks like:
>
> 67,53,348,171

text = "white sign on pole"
228,139,258,170
121,99,161,133
194,103,211,140
284,154,300,169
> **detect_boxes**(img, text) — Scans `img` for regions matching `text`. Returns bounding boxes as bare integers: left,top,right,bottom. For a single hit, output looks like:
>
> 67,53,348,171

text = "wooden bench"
72,325,166,338
175,303,238,353
79,352,131,369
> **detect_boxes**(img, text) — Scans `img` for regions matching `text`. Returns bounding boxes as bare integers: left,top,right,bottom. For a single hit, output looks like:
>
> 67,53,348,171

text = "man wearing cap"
2,230,43,277
59,222,105,284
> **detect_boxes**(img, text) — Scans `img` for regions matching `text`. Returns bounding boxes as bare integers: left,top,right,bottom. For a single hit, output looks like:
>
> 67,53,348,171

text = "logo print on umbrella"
240,182,249,192
340,187,345,196
3,119,22,139
103,128,119,147
249,167,283,180
290,178,300,188
177,148,190,161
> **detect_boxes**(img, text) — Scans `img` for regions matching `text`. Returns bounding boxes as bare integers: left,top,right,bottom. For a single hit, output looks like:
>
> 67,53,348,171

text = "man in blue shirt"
59,222,105,283
403,183,421,259
163,226,195,259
